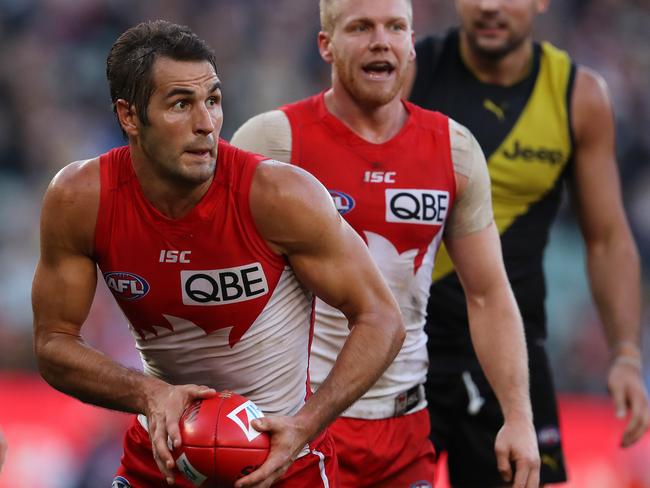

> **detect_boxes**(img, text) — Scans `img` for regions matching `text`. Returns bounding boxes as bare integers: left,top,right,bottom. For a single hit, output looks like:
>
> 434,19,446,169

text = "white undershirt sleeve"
230,110,293,163
444,118,494,238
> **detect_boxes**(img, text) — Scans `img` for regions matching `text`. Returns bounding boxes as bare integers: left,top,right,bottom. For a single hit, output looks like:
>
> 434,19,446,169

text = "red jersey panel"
94,141,314,415
281,93,456,418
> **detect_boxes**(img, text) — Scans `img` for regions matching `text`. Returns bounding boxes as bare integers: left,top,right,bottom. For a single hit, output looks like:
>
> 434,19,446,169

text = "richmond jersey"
94,141,314,416
412,29,575,362
231,93,497,418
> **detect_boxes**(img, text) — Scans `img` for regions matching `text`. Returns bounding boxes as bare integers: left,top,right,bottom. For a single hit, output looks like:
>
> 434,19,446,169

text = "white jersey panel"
310,230,444,419
132,266,313,416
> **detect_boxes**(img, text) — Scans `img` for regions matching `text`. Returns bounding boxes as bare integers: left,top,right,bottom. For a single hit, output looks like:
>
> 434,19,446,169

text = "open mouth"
185,148,213,159
475,20,507,35
362,61,396,79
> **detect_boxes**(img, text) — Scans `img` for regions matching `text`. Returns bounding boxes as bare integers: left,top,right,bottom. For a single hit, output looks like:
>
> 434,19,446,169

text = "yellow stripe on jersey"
433,42,573,281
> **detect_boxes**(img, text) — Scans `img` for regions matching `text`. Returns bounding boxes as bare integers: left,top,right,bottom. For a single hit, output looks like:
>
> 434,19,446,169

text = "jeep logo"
502,141,564,165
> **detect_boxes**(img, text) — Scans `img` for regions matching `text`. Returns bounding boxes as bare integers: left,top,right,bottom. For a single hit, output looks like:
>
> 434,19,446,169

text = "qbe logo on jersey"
386,189,449,225
181,263,269,306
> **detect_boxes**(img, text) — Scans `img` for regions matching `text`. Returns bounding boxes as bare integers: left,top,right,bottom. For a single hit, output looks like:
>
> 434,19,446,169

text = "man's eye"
174,100,188,109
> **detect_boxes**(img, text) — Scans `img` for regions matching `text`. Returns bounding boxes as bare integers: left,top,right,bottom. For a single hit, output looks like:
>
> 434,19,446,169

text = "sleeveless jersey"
281,93,456,418
94,141,314,416
411,29,576,363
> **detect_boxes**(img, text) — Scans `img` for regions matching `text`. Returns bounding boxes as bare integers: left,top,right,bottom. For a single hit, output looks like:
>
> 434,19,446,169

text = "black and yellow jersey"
411,29,576,366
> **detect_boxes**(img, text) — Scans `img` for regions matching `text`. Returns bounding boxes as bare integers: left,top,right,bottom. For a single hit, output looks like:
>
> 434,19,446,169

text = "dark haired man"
32,20,405,488
406,0,649,486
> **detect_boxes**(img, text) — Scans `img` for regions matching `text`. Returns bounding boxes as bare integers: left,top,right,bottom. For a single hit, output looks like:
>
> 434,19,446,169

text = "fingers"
0,432,6,469
495,443,512,483
150,421,176,485
512,456,541,488
235,453,290,488
609,380,627,419
525,460,541,488
188,385,217,400
621,390,650,447
251,417,272,433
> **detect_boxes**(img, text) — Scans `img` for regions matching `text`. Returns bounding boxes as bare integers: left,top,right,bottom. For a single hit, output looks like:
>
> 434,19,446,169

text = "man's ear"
115,99,139,137
318,31,334,64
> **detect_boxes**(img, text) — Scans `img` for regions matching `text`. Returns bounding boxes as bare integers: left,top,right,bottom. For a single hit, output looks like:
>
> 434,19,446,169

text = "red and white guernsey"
94,141,314,416
281,94,456,418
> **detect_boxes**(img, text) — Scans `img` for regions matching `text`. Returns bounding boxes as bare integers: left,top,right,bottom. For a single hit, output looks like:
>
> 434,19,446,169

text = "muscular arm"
238,160,405,488
444,131,539,487
32,159,157,412
32,160,214,484
571,67,649,446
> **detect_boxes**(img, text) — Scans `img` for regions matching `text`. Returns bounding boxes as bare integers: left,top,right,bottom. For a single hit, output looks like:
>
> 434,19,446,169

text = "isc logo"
160,250,191,263
385,189,449,225
181,263,269,306
364,170,396,183
103,272,150,300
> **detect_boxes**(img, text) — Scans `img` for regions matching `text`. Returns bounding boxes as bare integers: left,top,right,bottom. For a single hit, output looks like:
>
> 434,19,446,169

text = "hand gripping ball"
174,391,270,487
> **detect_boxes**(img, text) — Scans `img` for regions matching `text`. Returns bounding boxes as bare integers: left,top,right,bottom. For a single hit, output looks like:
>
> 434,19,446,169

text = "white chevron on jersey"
131,266,313,416
310,230,445,418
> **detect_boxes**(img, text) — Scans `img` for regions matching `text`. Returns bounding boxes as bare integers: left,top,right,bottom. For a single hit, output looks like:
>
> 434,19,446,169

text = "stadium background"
0,0,648,486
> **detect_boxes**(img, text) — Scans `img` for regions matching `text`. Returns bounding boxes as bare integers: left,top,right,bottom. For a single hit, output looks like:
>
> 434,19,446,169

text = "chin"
354,84,401,109
179,161,216,185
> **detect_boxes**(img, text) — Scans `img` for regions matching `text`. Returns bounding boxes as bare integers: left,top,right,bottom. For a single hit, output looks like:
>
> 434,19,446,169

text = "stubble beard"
140,130,216,188
465,28,528,61
336,60,404,110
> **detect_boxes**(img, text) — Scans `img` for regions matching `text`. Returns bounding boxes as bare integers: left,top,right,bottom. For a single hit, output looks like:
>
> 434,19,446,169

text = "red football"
174,391,271,487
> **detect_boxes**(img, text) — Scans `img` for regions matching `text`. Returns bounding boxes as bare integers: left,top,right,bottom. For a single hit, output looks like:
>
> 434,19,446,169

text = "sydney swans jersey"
94,142,314,416
412,30,575,358
282,94,456,418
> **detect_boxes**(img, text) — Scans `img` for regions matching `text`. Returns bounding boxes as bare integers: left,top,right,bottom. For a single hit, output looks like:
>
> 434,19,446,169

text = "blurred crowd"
0,0,648,405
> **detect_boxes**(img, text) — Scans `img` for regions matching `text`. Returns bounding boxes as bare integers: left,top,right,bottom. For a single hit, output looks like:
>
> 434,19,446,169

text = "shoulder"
573,66,610,108
571,66,613,142
42,157,101,255
249,159,338,254
448,118,483,179
251,159,334,213
230,110,292,162
47,157,101,208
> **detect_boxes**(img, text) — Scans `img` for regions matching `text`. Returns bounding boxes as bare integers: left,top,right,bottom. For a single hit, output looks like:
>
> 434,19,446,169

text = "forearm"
35,330,166,414
296,310,404,437
468,286,532,420
586,234,641,351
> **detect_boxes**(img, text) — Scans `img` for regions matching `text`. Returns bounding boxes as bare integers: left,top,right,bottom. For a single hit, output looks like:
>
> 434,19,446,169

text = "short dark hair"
106,20,217,130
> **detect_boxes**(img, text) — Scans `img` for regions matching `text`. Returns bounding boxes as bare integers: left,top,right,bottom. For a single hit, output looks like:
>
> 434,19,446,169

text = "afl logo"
103,272,150,300
328,190,355,215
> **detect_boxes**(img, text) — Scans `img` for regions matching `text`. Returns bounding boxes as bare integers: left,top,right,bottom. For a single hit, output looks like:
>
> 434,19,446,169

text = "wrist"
611,355,643,372
139,376,170,414
610,340,643,370
613,340,641,358
502,405,534,424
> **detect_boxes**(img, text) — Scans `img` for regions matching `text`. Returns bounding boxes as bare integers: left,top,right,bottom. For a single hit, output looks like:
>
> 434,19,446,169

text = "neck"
459,31,534,86
130,147,213,220
324,84,408,144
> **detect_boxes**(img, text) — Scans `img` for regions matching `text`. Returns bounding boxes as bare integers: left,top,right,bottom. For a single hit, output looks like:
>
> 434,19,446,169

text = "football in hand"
174,391,271,487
